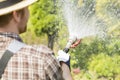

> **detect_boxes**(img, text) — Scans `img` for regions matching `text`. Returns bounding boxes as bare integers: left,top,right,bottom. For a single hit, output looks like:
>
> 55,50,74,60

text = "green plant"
88,53,120,79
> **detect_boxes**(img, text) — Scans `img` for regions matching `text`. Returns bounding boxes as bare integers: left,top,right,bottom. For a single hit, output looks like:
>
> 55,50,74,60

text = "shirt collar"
0,32,23,42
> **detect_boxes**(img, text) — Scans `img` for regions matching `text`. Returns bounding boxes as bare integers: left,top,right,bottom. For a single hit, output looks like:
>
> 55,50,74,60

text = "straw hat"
0,0,37,16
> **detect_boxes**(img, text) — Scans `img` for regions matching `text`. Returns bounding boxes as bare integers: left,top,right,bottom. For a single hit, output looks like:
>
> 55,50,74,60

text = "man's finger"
70,39,82,48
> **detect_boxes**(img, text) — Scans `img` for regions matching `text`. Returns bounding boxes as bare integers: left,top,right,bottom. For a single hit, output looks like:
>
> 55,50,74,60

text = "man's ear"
12,11,21,23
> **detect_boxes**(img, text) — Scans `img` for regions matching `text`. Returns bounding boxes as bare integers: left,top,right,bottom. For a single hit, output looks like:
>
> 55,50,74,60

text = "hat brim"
0,0,37,16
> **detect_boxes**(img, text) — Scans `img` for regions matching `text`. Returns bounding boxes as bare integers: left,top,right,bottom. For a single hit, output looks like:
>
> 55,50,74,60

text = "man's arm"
61,62,73,80
45,52,73,80
57,50,73,80
57,39,82,80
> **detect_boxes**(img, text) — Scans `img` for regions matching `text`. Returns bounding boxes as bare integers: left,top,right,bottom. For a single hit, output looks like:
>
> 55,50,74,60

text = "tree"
29,0,60,49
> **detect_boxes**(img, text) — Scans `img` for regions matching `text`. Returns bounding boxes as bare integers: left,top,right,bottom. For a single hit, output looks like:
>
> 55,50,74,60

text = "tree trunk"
47,34,55,50
47,28,58,50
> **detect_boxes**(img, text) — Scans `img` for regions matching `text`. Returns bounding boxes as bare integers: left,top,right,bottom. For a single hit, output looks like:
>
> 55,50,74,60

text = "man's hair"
0,9,24,27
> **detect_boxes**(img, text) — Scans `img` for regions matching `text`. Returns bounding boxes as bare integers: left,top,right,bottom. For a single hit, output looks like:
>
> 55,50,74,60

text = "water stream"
59,0,120,39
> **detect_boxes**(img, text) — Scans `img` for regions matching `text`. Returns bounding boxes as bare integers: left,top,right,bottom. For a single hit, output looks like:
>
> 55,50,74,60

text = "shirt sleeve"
44,53,65,80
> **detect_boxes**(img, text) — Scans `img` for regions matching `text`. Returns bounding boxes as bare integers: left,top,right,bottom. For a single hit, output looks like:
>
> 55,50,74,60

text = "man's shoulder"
20,44,54,58
32,44,54,54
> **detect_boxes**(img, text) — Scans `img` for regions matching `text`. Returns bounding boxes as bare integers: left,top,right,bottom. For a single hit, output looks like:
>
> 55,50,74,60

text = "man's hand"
57,50,71,69
70,39,82,48
57,50,70,62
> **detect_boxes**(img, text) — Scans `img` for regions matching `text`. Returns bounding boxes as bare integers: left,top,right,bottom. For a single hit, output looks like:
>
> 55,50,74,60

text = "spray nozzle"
63,36,77,53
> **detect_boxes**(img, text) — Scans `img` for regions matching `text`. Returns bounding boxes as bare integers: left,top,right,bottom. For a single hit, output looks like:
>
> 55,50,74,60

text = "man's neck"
0,21,19,34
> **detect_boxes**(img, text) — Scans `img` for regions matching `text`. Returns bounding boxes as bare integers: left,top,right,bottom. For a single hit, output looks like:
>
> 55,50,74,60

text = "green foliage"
28,0,62,49
34,14,58,36
71,37,120,69
29,0,59,36
88,53,120,79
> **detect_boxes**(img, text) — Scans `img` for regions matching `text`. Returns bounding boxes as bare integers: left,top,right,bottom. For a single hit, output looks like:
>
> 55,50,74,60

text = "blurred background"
21,0,120,80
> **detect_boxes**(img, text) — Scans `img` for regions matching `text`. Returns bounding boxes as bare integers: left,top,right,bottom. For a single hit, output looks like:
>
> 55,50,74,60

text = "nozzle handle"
63,48,71,70
63,48,69,53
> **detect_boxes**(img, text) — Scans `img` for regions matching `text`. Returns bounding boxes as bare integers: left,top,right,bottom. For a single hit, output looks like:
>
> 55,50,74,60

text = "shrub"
87,53,120,79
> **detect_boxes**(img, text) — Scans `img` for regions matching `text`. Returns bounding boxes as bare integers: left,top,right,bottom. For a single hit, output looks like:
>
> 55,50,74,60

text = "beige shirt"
0,32,64,80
